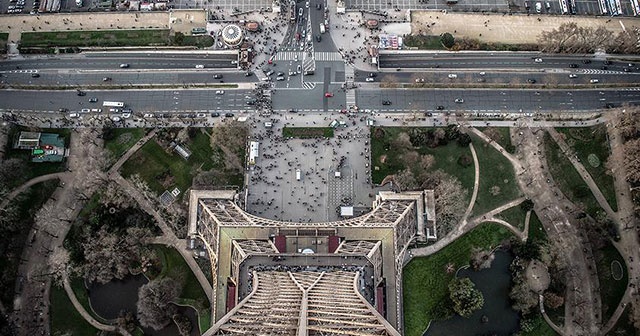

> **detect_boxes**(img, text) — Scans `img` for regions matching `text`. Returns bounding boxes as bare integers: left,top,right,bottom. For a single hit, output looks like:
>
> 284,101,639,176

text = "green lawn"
282,127,334,138
21,29,171,48
120,131,216,198
403,223,514,336
403,35,446,50
556,126,617,212
104,128,146,163
476,127,515,153
594,243,628,321
0,32,8,52
544,133,602,217
496,205,528,232
519,312,559,336
370,127,474,193
471,133,522,216
152,245,207,303
527,211,547,244
50,285,99,336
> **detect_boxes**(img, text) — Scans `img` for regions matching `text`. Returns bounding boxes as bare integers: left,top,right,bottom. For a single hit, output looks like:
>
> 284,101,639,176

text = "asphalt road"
0,52,239,72
355,69,640,85
1,69,257,86
356,88,640,112
378,52,640,72
2,87,638,114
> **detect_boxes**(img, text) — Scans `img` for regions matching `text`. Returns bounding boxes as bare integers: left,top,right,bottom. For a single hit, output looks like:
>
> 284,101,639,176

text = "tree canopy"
448,277,484,317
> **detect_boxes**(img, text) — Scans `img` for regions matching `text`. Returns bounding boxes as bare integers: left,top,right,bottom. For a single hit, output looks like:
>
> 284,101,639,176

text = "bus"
103,101,124,107
191,27,207,35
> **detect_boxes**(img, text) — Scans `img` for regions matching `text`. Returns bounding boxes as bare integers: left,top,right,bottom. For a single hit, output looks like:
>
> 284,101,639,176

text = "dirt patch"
411,11,638,44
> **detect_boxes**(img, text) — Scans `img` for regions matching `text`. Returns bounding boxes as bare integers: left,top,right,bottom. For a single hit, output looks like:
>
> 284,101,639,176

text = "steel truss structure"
188,190,435,335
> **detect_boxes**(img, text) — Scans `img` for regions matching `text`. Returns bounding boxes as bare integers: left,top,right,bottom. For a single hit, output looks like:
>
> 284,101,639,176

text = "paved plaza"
245,112,376,222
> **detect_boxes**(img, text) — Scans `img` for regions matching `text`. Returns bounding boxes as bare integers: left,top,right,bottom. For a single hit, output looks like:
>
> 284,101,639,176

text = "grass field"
50,285,99,336
544,133,602,217
282,127,334,138
402,223,514,336
556,126,617,212
21,29,171,47
120,131,215,198
519,312,559,336
476,127,515,153
609,306,640,336
370,127,474,192
0,32,8,52
470,133,522,216
594,243,628,321
403,35,446,50
527,211,547,244
152,245,207,303
496,205,528,232
104,128,146,163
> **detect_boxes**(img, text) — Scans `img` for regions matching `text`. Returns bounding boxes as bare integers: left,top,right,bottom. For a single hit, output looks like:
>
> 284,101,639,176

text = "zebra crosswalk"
274,51,303,61
314,51,343,62
302,82,316,90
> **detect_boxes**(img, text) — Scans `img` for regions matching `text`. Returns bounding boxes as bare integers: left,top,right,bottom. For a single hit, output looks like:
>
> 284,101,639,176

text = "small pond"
88,274,200,336
424,249,520,336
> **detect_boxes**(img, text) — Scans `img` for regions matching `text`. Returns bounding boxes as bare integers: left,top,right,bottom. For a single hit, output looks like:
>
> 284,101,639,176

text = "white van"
195,64,205,69
590,79,599,83
69,113,79,118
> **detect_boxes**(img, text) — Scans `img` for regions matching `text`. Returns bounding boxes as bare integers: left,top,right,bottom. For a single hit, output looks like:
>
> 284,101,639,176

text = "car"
245,71,253,77
316,34,321,42
436,105,445,110
590,79,599,83
266,70,275,76
122,108,132,113
225,113,234,117
277,72,285,76
569,64,578,68
582,59,591,64
77,91,86,96
69,113,79,118
58,108,68,112
213,74,223,79
197,113,207,118
535,2,542,12
454,98,464,103
121,113,131,119
479,72,486,76
289,109,297,113
477,78,486,83
288,71,297,76
382,100,392,105
143,113,154,118
365,77,374,82
246,100,255,105
81,108,90,113
31,73,40,78
534,58,543,63
276,76,285,81
119,63,130,68
623,67,631,72
90,108,101,113
294,54,298,61
601,66,608,70
569,74,578,78
297,65,301,73
415,78,425,83
102,77,112,81
211,112,220,117
231,60,238,65
89,98,98,103
324,92,333,97
304,70,314,75
527,78,537,84
111,116,121,122
604,60,612,65
369,73,377,77
447,74,457,79
216,90,225,95
195,64,205,69
316,3,321,9
108,108,119,113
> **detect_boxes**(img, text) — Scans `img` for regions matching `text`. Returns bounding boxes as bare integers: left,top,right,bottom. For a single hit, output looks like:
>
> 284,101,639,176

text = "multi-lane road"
1,86,638,115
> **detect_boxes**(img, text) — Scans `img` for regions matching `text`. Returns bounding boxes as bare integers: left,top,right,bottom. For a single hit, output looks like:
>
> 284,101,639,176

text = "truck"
296,169,301,181
319,24,325,34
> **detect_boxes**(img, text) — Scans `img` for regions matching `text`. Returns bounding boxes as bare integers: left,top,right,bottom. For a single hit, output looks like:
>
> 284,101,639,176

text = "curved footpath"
0,172,69,211
62,273,131,336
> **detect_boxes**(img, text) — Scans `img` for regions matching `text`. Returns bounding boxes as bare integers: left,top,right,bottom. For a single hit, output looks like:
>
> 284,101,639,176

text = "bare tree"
137,277,182,330
49,246,71,286
622,138,640,184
